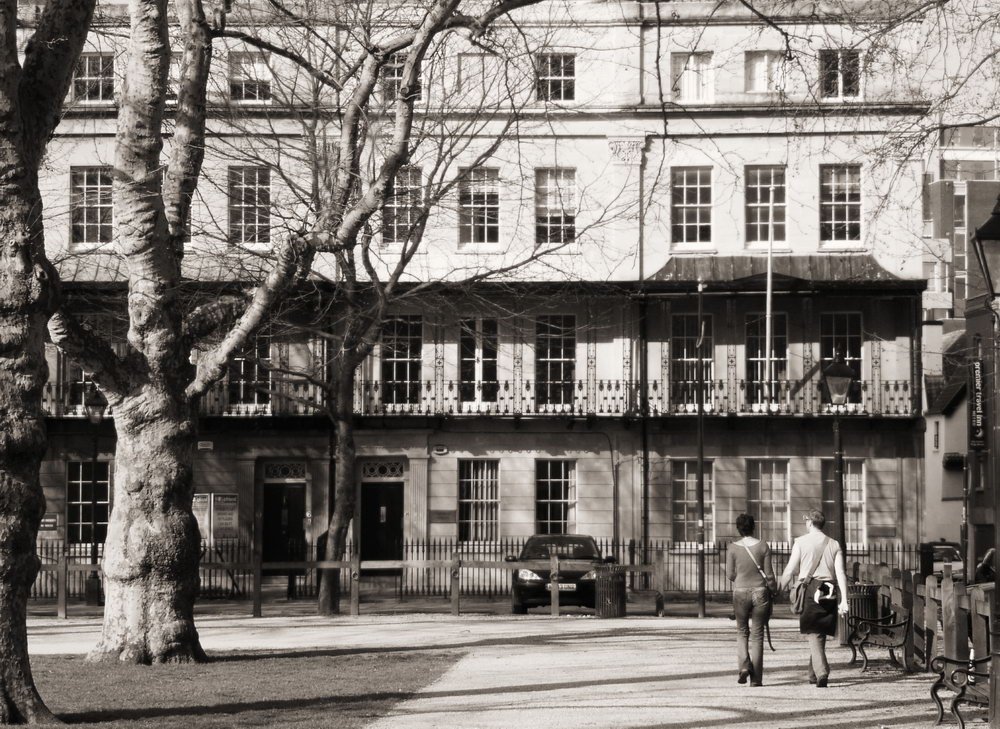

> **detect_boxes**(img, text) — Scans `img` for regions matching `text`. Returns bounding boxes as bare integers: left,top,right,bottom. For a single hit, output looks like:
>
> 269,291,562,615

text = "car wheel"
511,601,528,615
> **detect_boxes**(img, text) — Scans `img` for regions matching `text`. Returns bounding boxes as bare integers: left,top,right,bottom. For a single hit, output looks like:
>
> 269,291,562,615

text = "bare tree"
47,0,558,663
0,0,98,720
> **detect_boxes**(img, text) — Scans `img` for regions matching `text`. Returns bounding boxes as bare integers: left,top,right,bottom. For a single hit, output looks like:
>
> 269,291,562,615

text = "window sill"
671,243,715,253
745,243,792,253
456,243,505,255
819,242,866,251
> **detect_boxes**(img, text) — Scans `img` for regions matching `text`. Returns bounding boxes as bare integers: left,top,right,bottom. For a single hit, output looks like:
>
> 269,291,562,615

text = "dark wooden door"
360,482,404,567
262,483,306,573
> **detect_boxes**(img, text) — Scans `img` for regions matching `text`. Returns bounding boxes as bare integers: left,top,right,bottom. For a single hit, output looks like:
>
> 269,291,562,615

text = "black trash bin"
838,582,880,645
595,565,627,618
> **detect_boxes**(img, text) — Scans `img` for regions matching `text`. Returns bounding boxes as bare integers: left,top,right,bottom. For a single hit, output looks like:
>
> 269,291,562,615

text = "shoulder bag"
740,542,777,597
789,537,828,615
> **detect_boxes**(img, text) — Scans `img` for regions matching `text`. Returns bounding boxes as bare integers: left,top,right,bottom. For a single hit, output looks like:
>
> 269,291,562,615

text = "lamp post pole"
823,349,854,557
832,409,847,554
83,384,105,606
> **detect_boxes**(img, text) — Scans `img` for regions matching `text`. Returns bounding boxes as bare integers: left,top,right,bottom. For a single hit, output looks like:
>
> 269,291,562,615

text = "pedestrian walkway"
27,613,947,728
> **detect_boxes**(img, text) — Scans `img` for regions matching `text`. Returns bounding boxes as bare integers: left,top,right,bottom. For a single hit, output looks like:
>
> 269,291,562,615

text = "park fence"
31,537,921,604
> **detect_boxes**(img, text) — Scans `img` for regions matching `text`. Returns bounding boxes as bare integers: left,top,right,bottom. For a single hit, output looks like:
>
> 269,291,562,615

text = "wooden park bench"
847,609,912,672
930,655,989,729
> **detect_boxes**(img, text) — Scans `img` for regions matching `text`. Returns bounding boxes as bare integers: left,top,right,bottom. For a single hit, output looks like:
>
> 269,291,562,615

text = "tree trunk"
317,371,358,615
89,385,206,664
0,188,58,721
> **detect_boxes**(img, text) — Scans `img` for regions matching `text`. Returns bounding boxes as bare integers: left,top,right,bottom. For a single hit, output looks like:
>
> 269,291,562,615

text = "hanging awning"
647,254,923,291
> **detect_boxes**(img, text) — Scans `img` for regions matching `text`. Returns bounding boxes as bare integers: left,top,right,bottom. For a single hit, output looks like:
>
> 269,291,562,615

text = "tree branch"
182,295,249,344
48,310,128,397
185,236,313,399
18,0,98,164
164,0,220,253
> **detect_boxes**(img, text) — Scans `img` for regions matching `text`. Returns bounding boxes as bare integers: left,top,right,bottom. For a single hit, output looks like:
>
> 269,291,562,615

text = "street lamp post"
822,349,855,556
83,384,106,606
969,196,1000,726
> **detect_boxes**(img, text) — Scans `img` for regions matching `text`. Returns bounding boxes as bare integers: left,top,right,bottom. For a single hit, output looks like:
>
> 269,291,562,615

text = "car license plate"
545,583,576,591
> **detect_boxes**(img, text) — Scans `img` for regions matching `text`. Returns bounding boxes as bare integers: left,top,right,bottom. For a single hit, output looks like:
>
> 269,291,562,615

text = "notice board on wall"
191,493,240,544
212,493,240,541
192,494,212,542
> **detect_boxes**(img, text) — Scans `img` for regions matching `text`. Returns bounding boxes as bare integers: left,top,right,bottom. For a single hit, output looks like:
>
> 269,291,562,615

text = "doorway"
262,482,306,574
360,482,404,569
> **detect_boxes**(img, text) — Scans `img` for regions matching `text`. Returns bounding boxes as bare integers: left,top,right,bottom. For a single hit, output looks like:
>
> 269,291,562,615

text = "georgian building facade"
37,0,931,567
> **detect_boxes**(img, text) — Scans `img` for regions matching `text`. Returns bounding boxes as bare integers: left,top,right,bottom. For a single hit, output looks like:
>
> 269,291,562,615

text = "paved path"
28,613,950,728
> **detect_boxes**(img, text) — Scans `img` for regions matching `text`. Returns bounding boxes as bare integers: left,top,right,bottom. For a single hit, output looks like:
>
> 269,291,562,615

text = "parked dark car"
506,534,615,614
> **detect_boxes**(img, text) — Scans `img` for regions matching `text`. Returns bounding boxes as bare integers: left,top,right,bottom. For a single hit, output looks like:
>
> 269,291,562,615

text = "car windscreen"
520,538,601,560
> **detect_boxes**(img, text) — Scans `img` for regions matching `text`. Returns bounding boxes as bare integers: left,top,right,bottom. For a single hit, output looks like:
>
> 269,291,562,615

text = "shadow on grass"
56,649,930,725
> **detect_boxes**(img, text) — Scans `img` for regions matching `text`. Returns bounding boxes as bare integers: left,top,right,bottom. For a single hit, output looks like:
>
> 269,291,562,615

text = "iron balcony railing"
41,376,917,419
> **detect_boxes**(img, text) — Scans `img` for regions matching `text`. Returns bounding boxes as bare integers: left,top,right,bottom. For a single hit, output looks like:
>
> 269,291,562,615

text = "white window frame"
670,460,715,543
744,50,785,94
73,53,115,103
228,166,271,247
535,52,575,102
382,167,422,246
671,166,712,245
671,313,713,411
458,459,500,542
745,165,786,246
745,312,788,410
821,458,867,549
535,168,576,247
66,460,111,545
459,318,499,410
70,166,114,250
229,52,272,103
535,315,576,409
458,168,500,246
379,315,423,407
227,333,272,414
535,459,575,535
819,49,861,100
671,52,713,103
381,52,421,103
819,164,862,245
819,311,864,408
747,459,791,544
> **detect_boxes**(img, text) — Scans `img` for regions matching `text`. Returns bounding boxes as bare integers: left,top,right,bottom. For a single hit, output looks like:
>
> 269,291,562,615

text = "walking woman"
726,513,775,686
779,509,849,687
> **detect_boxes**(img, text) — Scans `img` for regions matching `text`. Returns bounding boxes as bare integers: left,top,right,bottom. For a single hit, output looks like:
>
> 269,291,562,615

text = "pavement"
27,600,952,729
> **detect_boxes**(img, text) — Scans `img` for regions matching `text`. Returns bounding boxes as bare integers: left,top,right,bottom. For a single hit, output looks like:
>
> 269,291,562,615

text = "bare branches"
215,29,343,91
48,310,128,396
185,236,313,399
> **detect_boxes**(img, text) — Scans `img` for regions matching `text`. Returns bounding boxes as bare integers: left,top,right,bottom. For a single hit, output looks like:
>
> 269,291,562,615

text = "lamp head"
823,348,856,406
83,383,107,425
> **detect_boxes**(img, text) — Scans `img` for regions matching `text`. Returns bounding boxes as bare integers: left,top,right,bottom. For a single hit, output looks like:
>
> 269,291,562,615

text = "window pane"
66,461,111,545
535,315,576,408
458,460,500,541
535,460,574,534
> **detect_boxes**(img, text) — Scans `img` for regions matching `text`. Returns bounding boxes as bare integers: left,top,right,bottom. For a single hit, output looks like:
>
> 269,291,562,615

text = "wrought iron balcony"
42,376,917,419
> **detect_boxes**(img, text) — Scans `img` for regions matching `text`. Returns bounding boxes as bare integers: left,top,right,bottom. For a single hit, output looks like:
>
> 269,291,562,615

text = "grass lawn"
31,648,458,727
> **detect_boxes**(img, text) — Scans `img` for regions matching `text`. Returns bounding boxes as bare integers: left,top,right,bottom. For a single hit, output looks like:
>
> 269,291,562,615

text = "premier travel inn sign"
970,359,987,451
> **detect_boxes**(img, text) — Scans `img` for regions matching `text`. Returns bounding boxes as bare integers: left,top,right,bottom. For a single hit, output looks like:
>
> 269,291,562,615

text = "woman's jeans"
734,587,772,684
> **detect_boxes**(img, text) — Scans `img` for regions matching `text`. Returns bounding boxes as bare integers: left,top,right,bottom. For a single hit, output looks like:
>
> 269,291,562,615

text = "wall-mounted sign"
39,515,58,531
212,493,240,540
192,494,212,540
970,359,987,451
197,441,214,451
429,510,457,524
